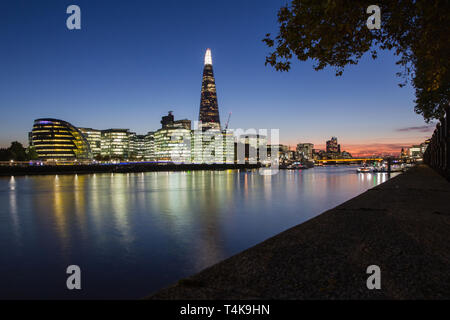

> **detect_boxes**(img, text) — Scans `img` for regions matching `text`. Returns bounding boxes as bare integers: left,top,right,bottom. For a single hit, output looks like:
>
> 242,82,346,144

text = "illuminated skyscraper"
199,48,221,131
326,137,339,154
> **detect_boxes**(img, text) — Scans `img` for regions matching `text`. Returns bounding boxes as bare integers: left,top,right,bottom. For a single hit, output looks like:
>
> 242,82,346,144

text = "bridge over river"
316,158,383,164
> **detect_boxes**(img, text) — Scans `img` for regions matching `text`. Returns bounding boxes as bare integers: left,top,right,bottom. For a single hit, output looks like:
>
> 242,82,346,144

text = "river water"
0,167,396,299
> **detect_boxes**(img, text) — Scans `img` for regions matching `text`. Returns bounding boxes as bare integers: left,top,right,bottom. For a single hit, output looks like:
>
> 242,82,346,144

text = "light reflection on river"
0,167,396,299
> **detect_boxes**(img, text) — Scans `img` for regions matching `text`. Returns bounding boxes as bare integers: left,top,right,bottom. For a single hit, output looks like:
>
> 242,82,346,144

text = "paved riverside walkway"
149,165,450,299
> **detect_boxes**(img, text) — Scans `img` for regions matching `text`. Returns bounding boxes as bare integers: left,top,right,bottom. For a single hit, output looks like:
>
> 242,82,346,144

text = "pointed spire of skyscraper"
204,48,212,65
199,49,220,131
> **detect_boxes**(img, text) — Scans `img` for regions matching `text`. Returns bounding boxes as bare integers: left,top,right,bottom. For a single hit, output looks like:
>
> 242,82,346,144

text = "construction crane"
224,112,232,130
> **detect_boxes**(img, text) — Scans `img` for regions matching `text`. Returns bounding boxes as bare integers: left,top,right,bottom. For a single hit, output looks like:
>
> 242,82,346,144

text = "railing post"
445,106,450,179
424,105,450,180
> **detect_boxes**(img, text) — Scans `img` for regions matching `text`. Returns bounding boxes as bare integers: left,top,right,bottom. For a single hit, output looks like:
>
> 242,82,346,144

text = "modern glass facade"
144,132,155,161
31,118,92,160
222,130,235,164
130,134,147,160
154,113,192,162
236,134,268,163
154,128,191,162
199,49,221,131
192,129,235,164
101,129,130,160
79,128,102,157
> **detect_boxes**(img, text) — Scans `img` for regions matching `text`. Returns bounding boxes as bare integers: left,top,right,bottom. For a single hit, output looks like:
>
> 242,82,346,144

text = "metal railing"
423,106,450,180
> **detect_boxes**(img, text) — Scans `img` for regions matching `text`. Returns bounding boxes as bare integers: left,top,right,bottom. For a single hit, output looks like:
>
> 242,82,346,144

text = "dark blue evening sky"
0,0,432,154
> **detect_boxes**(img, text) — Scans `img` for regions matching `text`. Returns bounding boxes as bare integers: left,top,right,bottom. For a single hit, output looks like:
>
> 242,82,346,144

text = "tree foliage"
0,142,38,161
26,146,39,160
263,0,449,121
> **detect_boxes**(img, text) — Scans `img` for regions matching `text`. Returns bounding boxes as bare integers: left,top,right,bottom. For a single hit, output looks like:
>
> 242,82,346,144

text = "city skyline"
0,0,433,156
1,0,448,303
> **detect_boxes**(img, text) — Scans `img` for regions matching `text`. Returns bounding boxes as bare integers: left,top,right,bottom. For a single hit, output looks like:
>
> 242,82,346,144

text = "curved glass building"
31,118,92,161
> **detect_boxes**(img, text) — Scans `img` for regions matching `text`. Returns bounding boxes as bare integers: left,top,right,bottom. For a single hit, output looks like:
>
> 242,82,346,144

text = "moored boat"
357,167,372,173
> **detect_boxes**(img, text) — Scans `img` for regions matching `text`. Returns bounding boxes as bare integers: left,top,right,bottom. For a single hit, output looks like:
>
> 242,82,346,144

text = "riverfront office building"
81,128,156,161
79,128,102,157
191,127,235,164
130,134,147,160
96,129,156,161
30,118,92,161
234,134,269,164
143,132,155,161
100,129,132,160
153,112,192,162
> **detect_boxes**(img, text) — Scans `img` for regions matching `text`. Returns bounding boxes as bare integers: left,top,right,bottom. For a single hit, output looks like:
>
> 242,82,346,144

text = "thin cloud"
396,125,435,133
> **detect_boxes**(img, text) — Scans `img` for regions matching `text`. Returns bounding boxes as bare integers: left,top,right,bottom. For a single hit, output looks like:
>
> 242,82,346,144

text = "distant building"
160,111,191,130
235,134,268,164
161,112,175,129
286,150,296,161
268,144,289,163
28,132,33,147
313,149,326,161
341,151,352,159
296,143,314,160
401,148,408,158
409,145,422,158
326,137,339,154
79,128,102,157
30,118,92,161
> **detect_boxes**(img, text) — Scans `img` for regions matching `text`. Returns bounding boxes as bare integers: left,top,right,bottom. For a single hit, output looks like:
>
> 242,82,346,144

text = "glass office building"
31,118,92,161
101,129,131,160
154,127,191,162
79,128,102,157
144,132,155,161
130,133,147,160
192,128,235,164
154,113,192,162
